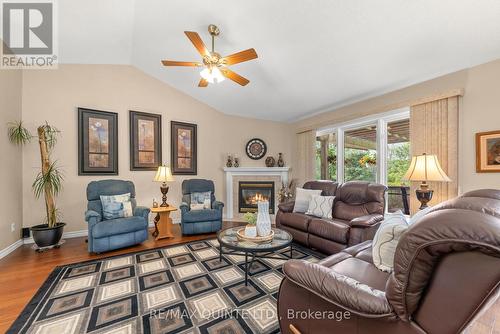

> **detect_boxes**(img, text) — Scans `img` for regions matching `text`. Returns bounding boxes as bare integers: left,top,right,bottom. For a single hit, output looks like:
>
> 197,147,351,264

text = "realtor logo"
1,0,58,68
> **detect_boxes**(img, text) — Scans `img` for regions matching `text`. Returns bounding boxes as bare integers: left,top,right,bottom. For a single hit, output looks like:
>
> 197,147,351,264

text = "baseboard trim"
23,229,88,244
0,239,24,260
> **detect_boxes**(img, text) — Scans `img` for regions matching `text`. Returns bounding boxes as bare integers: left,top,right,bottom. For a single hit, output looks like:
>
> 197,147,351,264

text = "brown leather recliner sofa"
278,189,500,334
276,181,387,254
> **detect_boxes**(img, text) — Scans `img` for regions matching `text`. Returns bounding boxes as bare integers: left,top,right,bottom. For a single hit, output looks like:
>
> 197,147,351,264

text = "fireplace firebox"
238,181,275,214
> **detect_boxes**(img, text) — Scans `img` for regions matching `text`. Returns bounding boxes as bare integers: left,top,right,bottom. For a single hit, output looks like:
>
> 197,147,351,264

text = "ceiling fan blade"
198,78,209,87
184,31,210,57
221,68,250,86
223,48,258,66
161,60,201,67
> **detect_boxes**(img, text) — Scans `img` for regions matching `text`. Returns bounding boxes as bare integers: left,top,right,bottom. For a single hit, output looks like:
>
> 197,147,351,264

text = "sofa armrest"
213,200,224,211
180,202,190,214
283,259,394,317
134,206,150,220
350,214,384,228
278,201,295,213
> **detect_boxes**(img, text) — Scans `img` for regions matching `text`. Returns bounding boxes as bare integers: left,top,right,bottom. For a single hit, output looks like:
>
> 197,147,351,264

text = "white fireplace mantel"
223,167,291,219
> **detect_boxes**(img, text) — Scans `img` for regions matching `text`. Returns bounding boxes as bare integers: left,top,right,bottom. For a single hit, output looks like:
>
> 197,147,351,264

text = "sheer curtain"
295,130,316,187
409,96,459,214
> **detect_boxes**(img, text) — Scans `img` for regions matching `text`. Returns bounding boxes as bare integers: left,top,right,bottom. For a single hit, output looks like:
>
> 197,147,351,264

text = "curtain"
409,96,459,214
295,130,316,187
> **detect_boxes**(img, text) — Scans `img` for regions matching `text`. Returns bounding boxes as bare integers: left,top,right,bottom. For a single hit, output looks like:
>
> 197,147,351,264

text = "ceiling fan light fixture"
200,66,225,84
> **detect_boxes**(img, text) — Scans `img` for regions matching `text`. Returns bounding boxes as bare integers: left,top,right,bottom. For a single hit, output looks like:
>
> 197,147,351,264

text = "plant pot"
30,222,66,248
244,225,257,237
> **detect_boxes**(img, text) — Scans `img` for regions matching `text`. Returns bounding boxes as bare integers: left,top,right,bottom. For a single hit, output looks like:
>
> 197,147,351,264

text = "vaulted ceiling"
59,0,500,122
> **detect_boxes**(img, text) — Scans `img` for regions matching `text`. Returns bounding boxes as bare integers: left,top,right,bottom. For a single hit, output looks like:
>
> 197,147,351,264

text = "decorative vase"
226,155,233,167
244,225,257,237
234,157,240,167
265,156,276,167
277,153,285,167
256,201,272,237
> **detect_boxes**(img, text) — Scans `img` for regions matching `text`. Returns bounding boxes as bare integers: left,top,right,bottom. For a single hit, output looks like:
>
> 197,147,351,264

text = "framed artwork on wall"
129,111,162,171
171,121,197,175
78,108,118,175
476,130,500,173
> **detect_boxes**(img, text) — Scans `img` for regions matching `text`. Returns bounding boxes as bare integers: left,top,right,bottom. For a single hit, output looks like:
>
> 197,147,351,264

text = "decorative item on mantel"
279,179,296,203
265,156,276,167
256,201,272,237
234,156,240,167
277,153,285,167
226,154,233,167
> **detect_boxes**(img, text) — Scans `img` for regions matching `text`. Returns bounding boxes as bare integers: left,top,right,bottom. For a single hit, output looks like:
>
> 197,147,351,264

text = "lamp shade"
154,165,174,182
403,154,451,182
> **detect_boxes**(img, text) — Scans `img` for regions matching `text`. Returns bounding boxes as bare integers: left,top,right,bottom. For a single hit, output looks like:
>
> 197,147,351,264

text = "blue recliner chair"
85,180,150,253
180,179,224,235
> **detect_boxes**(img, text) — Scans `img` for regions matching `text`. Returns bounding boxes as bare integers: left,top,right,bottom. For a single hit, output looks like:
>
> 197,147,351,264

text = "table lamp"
403,153,451,209
154,165,174,207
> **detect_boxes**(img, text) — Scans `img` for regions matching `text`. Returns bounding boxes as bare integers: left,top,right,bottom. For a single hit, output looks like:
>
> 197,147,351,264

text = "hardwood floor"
0,222,497,333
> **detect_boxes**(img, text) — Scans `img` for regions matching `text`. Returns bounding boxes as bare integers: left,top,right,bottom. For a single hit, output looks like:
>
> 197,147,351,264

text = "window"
344,125,377,182
315,109,410,213
316,133,337,180
387,119,411,214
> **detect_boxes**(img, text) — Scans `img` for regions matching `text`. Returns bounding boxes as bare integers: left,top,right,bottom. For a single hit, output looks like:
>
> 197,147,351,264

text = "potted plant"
8,121,65,250
243,212,257,237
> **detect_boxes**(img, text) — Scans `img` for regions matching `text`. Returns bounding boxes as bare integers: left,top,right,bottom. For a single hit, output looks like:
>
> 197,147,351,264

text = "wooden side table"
150,206,177,240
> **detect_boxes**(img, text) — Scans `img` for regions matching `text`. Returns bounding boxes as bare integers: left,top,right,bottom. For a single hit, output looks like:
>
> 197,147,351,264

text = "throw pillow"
306,194,335,219
190,191,212,211
293,188,322,213
409,206,434,225
372,213,409,272
100,193,133,220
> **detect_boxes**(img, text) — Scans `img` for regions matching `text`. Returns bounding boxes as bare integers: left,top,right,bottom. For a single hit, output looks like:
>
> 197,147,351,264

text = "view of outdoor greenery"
315,118,410,213
387,142,410,186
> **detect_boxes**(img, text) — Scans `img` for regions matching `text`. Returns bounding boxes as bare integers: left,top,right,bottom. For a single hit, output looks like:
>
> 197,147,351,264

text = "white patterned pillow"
372,214,409,272
306,195,335,219
293,188,322,213
100,193,133,220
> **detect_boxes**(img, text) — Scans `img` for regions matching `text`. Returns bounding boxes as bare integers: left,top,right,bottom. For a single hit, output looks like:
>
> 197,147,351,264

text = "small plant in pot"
243,212,257,237
8,121,65,250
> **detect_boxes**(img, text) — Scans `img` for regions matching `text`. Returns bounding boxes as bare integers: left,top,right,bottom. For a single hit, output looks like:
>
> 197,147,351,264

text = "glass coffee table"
217,227,293,285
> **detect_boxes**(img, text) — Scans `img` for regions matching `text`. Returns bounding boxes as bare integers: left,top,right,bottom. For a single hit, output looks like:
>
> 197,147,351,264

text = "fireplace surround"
238,181,275,214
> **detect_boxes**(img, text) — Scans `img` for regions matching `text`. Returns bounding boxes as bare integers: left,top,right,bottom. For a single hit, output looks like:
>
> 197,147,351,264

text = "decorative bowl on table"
237,228,274,243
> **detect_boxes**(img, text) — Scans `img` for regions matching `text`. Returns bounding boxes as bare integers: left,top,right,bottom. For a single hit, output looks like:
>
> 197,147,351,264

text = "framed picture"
171,121,197,175
476,130,500,173
78,108,118,175
129,111,162,171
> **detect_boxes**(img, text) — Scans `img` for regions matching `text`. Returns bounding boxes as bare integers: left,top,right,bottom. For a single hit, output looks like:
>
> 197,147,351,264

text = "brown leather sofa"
278,189,500,334
276,181,387,254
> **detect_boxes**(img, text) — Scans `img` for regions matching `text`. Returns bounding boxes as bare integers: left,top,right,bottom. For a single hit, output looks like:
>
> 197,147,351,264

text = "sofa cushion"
182,209,221,223
308,218,350,244
372,214,409,272
293,188,322,213
92,216,147,238
306,194,335,219
278,212,312,232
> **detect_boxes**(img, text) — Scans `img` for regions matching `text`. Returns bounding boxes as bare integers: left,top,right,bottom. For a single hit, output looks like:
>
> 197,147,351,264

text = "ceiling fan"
161,24,258,87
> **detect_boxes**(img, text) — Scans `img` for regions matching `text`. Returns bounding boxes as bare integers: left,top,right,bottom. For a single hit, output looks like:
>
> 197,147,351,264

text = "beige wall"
0,70,23,250
294,59,500,193
21,65,294,233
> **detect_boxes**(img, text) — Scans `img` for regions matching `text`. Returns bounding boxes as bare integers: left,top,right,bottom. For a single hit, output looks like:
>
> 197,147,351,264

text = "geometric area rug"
8,238,323,334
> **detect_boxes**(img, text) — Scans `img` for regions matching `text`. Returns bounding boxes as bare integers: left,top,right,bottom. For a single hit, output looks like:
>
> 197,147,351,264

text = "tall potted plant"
8,121,65,249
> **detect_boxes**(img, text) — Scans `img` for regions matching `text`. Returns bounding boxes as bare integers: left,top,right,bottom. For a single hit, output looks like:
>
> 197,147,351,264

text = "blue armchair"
180,179,224,235
85,180,150,253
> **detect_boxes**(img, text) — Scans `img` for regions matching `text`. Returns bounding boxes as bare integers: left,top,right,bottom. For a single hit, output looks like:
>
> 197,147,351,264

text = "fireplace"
238,181,275,214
